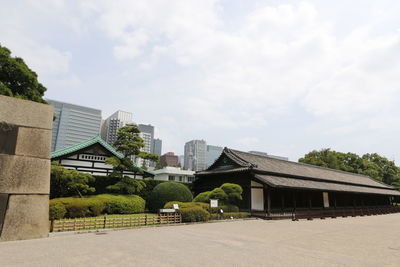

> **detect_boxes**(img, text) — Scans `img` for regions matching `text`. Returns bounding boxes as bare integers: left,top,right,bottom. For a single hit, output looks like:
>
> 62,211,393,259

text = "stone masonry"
0,95,53,241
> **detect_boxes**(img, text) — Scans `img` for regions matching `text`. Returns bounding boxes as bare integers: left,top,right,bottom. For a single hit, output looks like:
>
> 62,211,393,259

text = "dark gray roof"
255,174,400,196
230,149,394,188
199,148,400,195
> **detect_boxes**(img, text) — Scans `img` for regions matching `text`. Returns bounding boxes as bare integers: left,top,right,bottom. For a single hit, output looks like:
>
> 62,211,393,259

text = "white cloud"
3,0,400,158
83,0,400,134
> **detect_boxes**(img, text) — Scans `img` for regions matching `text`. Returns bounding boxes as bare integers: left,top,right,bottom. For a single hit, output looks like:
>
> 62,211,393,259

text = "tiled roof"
198,148,400,195
51,136,124,159
255,174,400,196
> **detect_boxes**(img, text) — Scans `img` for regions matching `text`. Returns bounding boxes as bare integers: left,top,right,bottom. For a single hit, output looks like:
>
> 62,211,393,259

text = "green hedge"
210,204,239,213
50,194,146,219
180,207,210,222
49,201,67,220
148,182,193,211
164,201,238,213
52,197,106,218
210,212,249,220
164,201,209,210
89,177,193,209
95,194,145,214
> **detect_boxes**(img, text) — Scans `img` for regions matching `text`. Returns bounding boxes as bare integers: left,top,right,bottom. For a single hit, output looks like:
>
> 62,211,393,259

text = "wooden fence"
293,206,400,220
50,213,181,232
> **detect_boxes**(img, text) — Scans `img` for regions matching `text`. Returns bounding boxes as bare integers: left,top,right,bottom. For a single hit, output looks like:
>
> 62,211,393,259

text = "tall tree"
0,44,47,103
105,125,160,194
299,149,400,188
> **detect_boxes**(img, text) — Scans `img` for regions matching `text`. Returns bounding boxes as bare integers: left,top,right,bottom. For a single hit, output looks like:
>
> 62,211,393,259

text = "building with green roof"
51,136,154,178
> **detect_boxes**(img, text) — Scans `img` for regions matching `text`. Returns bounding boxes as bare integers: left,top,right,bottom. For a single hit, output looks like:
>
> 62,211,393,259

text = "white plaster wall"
251,188,264,211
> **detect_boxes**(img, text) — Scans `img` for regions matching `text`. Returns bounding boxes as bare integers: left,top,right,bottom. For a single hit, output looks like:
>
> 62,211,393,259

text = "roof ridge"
228,148,396,190
51,135,124,159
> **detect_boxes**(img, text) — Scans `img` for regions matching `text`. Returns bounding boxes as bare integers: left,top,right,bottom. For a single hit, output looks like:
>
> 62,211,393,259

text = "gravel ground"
1,214,400,266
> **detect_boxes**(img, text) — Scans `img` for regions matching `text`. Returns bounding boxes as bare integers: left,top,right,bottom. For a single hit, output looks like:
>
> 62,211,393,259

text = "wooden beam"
267,187,271,216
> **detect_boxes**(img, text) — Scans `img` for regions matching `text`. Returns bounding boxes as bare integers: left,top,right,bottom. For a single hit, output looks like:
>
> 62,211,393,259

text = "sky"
1,0,400,161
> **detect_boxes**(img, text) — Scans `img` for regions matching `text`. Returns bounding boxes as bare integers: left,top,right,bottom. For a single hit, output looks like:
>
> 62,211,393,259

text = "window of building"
179,176,183,182
168,175,175,181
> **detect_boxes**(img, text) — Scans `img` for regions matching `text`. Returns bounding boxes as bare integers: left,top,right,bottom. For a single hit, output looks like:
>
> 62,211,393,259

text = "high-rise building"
206,145,223,168
101,110,134,146
136,124,154,168
184,140,207,171
152,138,162,157
160,152,180,167
248,151,288,161
48,99,102,152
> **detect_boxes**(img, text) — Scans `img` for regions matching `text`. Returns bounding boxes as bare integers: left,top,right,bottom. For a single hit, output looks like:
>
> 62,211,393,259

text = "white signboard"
173,204,179,210
210,199,218,208
159,209,176,213
323,192,329,208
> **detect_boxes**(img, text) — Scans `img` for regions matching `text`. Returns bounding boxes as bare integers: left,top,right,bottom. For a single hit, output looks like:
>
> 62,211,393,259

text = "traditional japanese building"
194,148,400,219
51,136,154,178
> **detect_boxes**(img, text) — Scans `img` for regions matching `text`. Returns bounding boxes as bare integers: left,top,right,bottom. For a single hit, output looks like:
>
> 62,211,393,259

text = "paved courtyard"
1,214,400,266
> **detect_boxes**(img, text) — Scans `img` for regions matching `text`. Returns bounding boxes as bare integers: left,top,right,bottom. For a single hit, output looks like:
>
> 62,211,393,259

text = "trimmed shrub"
164,201,209,211
138,179,166,205
180,207,210,222
208,188,228,203
148,182,193,211
210,204,239,213
96,194,145,214
50,194,145,218
193,191,211,203
56,197,106,218
49,200,67,220
210,212,249,220
220,183,243,204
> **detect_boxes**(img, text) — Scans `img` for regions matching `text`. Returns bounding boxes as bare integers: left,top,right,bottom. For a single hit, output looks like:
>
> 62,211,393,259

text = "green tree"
208,188,228,203
50,165,95,198
299,149,400,188
105,125,160,194
220,183,243,204
106,177,146,195
0,44,47,103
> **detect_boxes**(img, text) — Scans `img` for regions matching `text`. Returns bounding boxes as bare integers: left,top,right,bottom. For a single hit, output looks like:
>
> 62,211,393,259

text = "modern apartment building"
184,140,207,171
48,99,102,152
206,145,224,168
101,110,134,146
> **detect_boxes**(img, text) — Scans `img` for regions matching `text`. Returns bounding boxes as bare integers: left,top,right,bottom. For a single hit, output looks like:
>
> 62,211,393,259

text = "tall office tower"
248,151,289,161
152,138,162,156
179,155,184,167
48,99,102,152
101,110,134,146
136,124,154,168
206,145,223,168
184,140,207,171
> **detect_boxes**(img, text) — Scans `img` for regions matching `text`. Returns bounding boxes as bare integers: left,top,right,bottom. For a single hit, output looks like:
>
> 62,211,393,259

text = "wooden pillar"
267,188,271,216
248,185,252,213
334,194,337,209
293,191,296,211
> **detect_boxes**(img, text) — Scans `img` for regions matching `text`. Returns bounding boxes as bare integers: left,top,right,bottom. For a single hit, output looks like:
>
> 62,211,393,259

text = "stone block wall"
0,95,53,241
